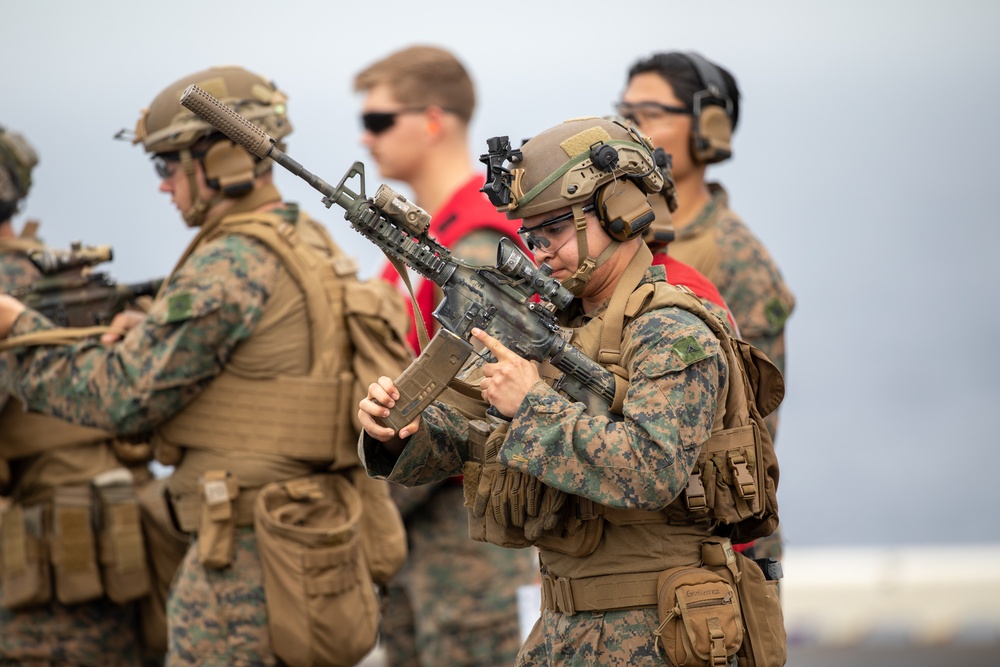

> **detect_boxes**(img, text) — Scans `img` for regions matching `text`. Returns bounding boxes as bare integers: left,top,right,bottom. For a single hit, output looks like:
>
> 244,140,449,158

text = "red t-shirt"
653,253,738,333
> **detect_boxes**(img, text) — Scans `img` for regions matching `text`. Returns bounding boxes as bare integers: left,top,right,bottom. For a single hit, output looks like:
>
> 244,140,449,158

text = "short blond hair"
354,45,476,124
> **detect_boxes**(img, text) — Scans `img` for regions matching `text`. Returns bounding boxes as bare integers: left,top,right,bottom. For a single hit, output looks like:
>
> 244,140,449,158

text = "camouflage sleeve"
498,308,726,511
0,234,279,435
0,251,40,413
360,400,474,486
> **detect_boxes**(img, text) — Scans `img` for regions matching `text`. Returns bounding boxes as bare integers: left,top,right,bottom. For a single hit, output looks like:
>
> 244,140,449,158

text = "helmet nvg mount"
0,126,39,220
131,66,291,226
480,116,664,296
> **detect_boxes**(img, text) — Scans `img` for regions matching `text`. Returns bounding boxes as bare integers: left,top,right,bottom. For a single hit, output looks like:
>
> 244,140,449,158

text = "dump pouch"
50,485,104,605
654,565,743,666
137,478,191,655
0,504,51,610
254,474,379,667
351,468,407,585
197,470,238,570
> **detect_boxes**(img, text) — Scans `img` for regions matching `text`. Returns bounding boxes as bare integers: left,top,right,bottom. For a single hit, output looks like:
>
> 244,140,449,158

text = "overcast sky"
6,0,1000,548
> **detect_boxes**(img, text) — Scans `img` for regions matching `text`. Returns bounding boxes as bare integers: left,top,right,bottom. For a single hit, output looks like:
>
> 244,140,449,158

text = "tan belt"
169,489,258,533
540,570,660,615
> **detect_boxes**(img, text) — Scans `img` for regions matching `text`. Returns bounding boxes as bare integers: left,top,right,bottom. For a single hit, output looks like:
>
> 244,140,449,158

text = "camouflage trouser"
383,484,538,667
0,593,142,666
166,527,275,667
516,607,664,666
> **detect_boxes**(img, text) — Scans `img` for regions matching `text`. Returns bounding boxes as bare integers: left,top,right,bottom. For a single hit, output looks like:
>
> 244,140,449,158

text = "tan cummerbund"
169,488,259,534
156,372,354,460
541,570,660,615
0,398,111,459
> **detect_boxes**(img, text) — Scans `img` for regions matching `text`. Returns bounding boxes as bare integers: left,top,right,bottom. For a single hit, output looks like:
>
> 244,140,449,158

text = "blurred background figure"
354,45,538,667
617,52,796,561
1,125,147,666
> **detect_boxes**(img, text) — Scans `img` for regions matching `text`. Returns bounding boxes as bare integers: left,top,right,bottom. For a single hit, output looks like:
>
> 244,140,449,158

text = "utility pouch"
197,470,238,570
730,553,786,667
137,478,191,655
255,474,378,667
0,504,51,610
93,468,151,603
50,485,104,605
533,496,604,557
697,424,764,526
654,565,743,667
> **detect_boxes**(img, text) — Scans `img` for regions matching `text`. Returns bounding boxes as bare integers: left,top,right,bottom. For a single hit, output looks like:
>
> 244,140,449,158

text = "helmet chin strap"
179,149,225,228
560,201,620,297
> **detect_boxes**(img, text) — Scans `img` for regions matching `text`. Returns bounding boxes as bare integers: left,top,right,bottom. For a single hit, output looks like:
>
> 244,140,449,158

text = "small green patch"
765,297,791,331
672,335,708,365
165,292,194,323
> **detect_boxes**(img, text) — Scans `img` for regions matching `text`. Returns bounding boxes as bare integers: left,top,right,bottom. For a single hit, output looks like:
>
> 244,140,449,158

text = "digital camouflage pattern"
362,267,725,666
0,249,35,414
0,595,142,667
668,183,794,560
516,608,662,667
383,484,531,667
166,528,274,667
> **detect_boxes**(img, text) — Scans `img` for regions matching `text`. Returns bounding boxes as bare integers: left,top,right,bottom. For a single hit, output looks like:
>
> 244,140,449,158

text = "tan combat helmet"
487,116,663,296
0,126,39,220
131,66,291,226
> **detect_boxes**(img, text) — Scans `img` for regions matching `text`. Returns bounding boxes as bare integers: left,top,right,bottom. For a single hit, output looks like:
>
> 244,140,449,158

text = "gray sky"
6,0,1000,547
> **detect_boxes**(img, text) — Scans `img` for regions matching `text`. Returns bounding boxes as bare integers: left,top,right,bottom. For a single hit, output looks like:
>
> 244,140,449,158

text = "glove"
524,484,568,541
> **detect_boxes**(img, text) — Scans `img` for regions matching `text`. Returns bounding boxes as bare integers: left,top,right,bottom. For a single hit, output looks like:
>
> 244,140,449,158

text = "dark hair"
627,52,741,131
0,201,16,222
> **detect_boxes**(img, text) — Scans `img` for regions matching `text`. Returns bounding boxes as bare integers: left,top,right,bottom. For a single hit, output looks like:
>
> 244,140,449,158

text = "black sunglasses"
361,107,431,135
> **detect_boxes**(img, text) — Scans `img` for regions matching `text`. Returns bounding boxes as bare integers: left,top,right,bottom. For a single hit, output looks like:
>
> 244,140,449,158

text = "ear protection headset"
202,139,258,198
675,52,734,164
579,127,663,242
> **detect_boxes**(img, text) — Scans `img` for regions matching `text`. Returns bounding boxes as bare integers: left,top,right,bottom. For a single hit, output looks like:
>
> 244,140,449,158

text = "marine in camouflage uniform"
356,46,537,667
359,118,783,666
0,69,408,667
619,53,795,559
0,126,143,667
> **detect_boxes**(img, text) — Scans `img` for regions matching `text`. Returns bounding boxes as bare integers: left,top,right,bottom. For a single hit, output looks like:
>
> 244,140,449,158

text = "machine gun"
11,242,164,327
179,85,621,431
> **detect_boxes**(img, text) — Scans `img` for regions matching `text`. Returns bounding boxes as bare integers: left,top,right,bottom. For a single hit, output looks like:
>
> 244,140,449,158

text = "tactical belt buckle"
685,470,708,513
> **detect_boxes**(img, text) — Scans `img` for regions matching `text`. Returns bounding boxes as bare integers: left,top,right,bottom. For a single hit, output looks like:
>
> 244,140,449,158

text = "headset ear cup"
691,106,733,164
595,182,656,242
202,141,256,197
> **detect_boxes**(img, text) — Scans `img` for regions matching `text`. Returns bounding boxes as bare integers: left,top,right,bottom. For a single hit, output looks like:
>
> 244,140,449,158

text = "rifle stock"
180,85,620,428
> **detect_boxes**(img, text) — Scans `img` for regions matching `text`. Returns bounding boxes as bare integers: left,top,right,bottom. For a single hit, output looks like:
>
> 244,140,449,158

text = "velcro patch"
560,126,613,158
165,292,194,323
672,336,709,365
